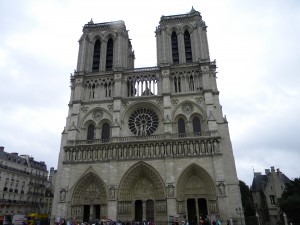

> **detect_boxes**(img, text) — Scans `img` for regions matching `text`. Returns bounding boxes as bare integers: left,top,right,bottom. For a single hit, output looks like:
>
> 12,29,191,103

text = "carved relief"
109,185,117,200
182,103,194,115
81,107,89,113
92,109,103,120
217,181,226,196
167,183,175,198
172,99,179,106
60,188,67,202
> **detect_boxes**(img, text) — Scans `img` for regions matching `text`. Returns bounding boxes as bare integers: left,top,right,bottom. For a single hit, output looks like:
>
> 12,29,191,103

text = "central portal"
135,200,143,222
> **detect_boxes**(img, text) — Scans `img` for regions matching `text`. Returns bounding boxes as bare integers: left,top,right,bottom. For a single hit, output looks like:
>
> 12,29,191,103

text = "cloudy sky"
0,0,299,186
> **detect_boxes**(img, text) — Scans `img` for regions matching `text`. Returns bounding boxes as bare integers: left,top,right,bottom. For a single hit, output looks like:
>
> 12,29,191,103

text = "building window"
192,117,201,135
106,38,113,71
89,84,96,99
178,118,186,136
270,195,276,205
171,32,179,64
184,30,192,63
87,124,95,140
174,77,181,93
101,123,110,142
92,39,101,72
105,82,112,97
128,108,159,136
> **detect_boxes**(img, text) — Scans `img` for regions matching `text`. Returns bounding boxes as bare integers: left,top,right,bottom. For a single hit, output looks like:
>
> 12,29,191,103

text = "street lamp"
236,207,244,225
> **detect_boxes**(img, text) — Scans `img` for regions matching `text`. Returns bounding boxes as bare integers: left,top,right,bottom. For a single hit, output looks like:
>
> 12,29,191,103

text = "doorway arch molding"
118,161,167,201
70,168,109,220
177,163,216,201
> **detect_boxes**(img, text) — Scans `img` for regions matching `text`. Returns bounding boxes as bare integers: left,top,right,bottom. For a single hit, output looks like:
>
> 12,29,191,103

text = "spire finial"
88,18,94,24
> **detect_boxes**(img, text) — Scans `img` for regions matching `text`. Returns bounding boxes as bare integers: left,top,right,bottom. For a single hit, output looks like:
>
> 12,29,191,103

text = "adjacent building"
51,8,243,225
251,166,290,225
0,146,54,218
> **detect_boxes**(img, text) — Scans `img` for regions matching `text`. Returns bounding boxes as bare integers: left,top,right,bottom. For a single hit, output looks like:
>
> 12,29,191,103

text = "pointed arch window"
92,40,101,72
87,124,95,140
106,38,113,71
192,117,201,135
89,83,96,99
171,32,179,64
184,30,192,63
178,118,186,137
101,123,110,143
174,76,181,93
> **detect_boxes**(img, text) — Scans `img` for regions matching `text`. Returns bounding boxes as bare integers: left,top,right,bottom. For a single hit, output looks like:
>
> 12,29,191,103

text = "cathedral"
51,8,243,225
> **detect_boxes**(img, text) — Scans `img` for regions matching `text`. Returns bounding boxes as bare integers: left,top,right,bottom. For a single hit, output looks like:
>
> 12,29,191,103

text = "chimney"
11,152,19,157
271,166,275,172
0,146,4,151
254,172,261,176
265,169,271,175
276,168,281,174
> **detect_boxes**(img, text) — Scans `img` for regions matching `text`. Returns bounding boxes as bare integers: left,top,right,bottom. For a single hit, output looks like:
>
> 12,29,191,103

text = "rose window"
128,107,159,136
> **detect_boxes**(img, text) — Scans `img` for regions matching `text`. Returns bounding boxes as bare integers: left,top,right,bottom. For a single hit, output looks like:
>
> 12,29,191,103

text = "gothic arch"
118,161,166,201
177,163,216,201
103,32,117,42
121,101,164,136
181,24,194,34
80,107,113,128
90,33,104,43
71,170,108,205
166,26,180,36
172,100,207,123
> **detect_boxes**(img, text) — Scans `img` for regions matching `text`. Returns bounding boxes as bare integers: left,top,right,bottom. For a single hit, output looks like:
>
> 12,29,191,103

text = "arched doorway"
177,164,217,225
71,171,108,223
118,162,167,223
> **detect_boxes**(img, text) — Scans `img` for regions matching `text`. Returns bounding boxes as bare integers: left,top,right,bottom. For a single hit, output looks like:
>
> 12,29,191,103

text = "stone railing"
72,131,218,146
64,134,221,163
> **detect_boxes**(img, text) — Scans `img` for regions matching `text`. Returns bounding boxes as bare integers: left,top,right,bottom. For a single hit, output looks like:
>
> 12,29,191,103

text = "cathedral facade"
51,8,243,225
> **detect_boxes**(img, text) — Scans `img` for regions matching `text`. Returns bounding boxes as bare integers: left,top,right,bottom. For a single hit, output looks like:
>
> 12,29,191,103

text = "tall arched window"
92,40,101,72
192,117,201,135
184,30,192,63
106,38,113,71
171,32,179,64
101,123,110,142
178,118,186,137
87,124,95,140
174,77,181,93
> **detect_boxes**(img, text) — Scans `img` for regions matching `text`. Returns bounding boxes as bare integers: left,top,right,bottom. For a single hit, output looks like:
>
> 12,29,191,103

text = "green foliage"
239,180,255,217
278,178,300,225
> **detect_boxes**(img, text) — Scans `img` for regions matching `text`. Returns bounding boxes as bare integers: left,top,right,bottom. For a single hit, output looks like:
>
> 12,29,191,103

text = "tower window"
89,84,96,99
101,123,110,142
184,30,192,63
192,117,201,135
87,124,95,140
270,195,276,205
92,40,101,72
106,38,113,71
174,77,181,93
171,32,179,64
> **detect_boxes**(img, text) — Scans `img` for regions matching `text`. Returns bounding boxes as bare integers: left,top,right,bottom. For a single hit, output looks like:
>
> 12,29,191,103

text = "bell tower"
156,7,210,65
52,8,243,225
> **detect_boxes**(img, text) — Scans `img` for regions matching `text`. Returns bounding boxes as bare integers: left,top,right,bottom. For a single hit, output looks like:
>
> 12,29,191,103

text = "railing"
73,131,218,146
64,134,221,163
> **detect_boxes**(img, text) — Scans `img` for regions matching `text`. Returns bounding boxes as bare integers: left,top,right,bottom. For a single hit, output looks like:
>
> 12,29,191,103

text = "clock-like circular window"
128,107,159,136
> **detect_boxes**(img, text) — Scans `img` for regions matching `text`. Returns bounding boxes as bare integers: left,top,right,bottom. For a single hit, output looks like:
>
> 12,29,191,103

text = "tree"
278,178,300,225
239,180,255,217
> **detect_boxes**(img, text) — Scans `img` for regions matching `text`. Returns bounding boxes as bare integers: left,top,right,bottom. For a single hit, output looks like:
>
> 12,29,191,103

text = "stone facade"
51,8,243,225
251,167,290,225
0,146,52,217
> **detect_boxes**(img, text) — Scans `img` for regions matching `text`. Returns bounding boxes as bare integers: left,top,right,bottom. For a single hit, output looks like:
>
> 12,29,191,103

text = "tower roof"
159,7,202,25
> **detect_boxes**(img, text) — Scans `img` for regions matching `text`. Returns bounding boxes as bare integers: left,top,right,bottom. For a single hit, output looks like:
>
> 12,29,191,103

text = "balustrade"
64,136,220,163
